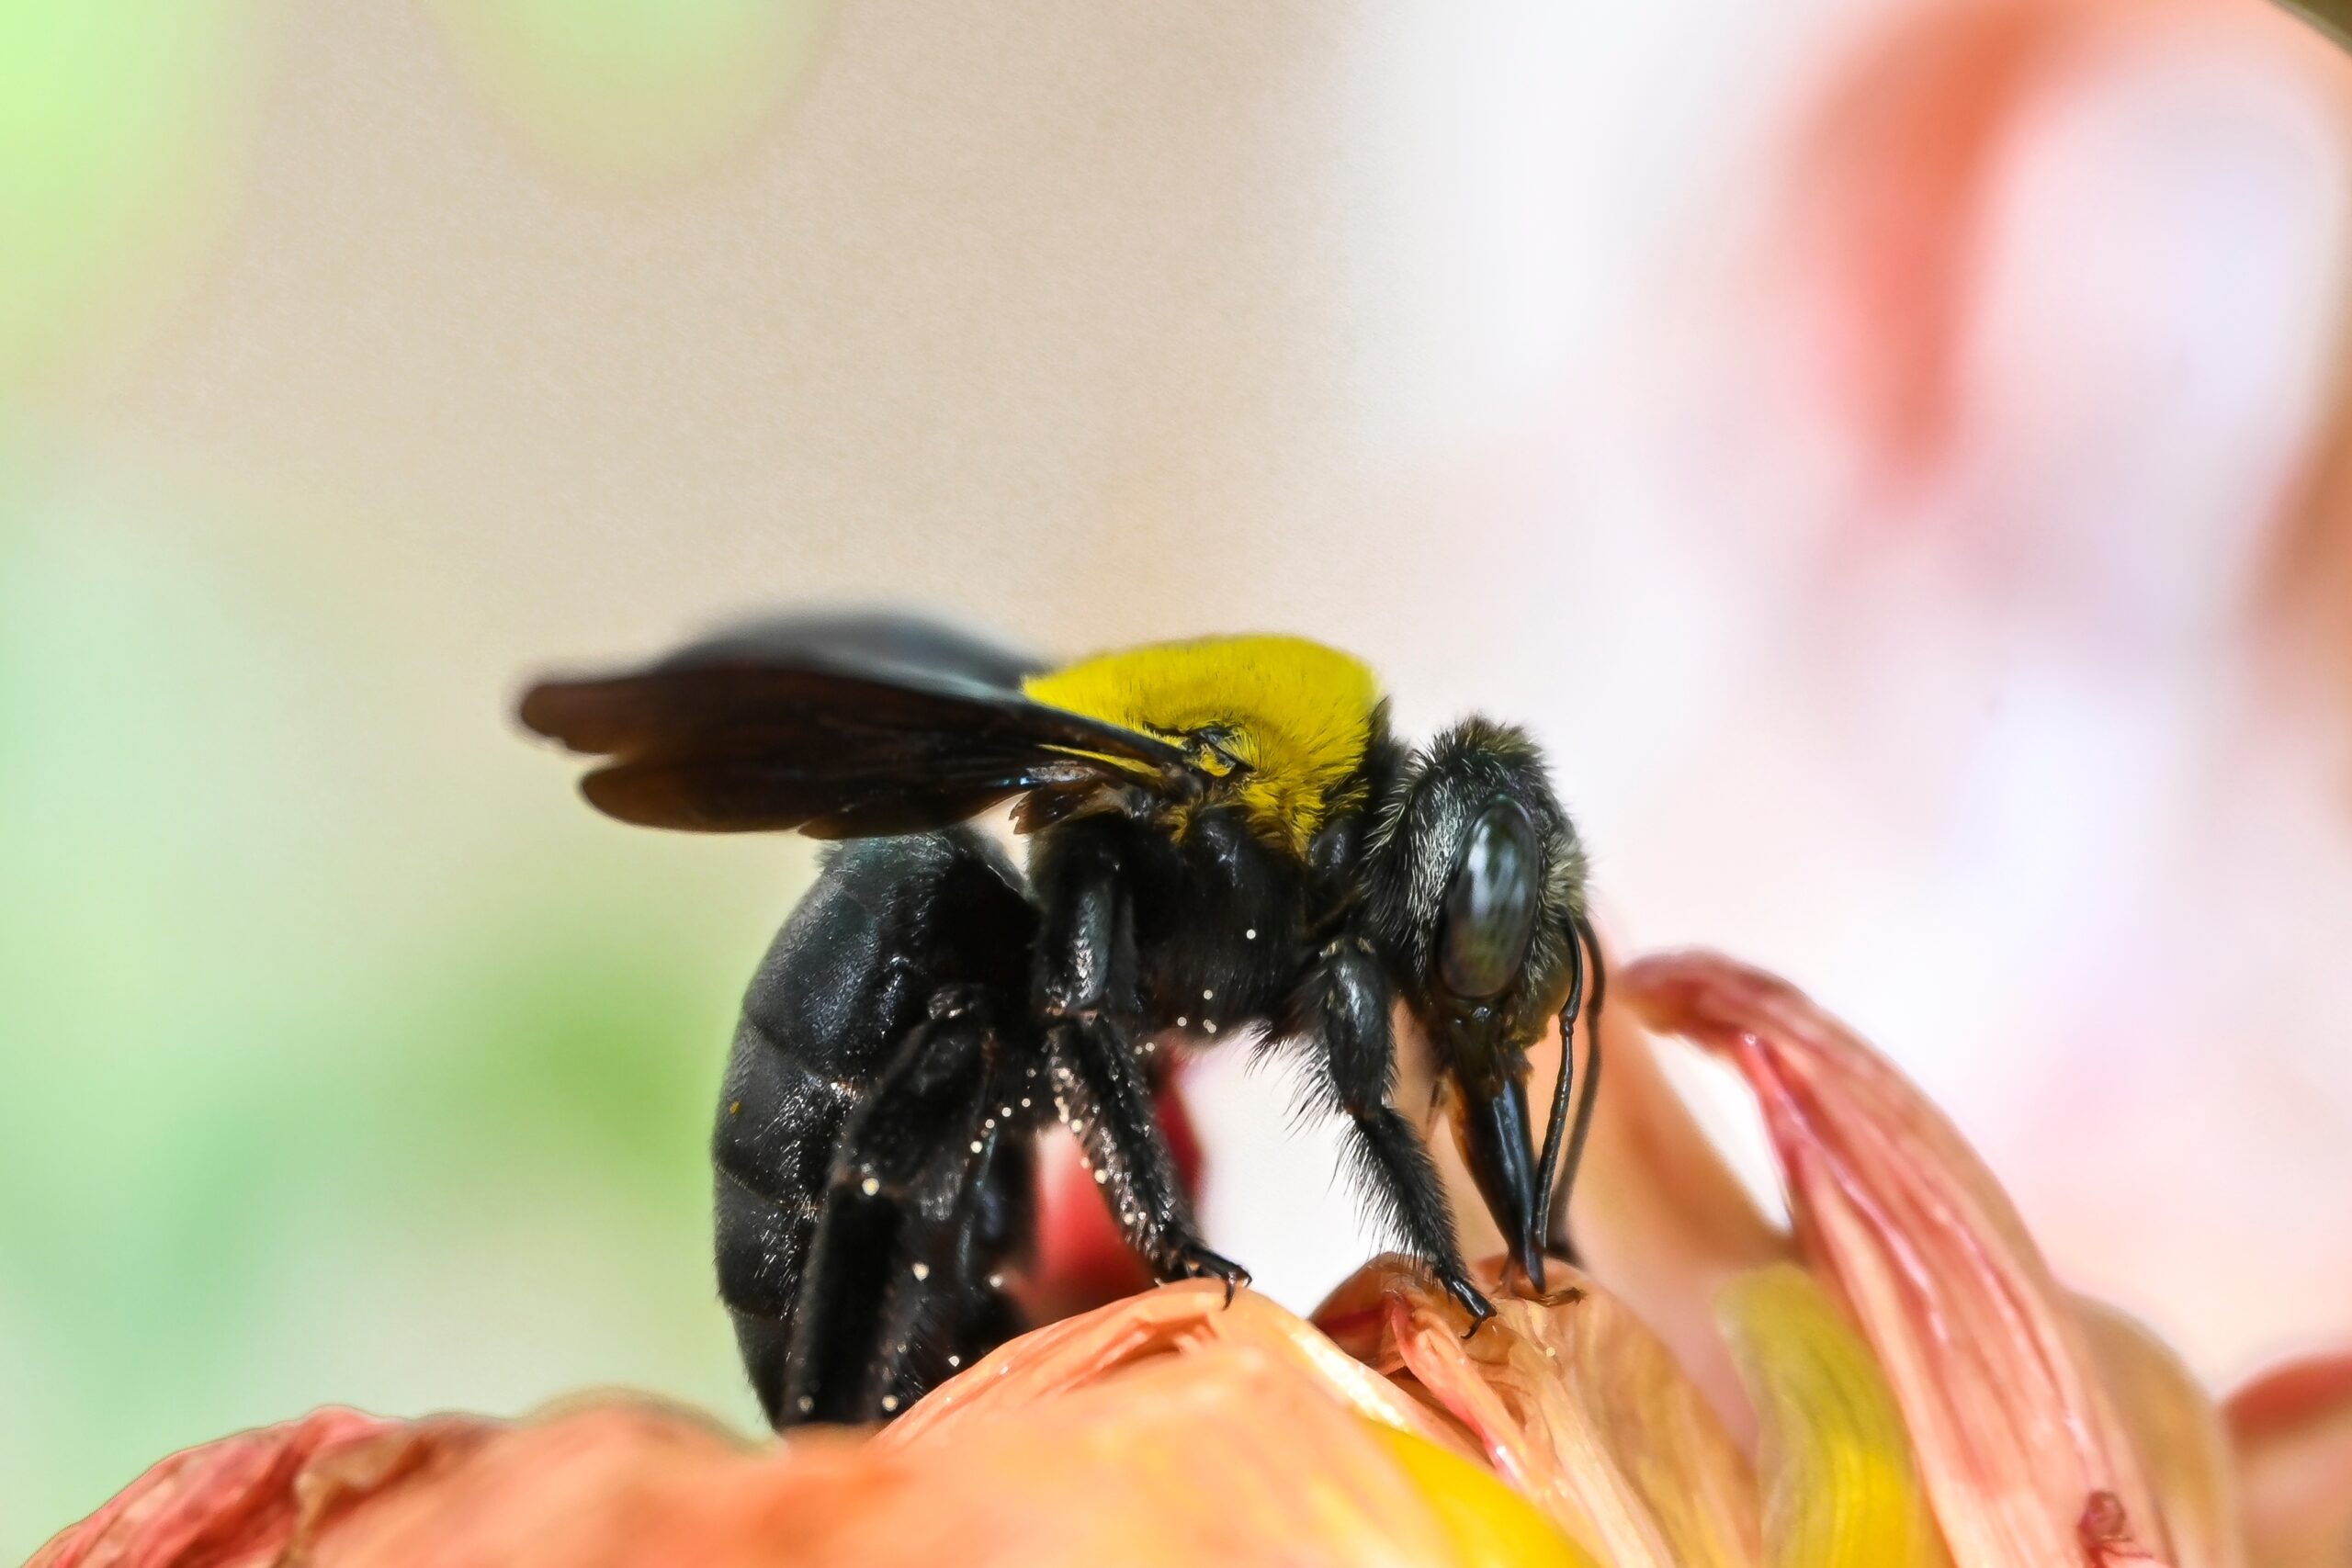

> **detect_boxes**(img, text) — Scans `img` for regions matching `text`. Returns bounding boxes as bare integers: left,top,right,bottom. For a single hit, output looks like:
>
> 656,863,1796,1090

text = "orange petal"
887,1278,1471,1458
2225,1351,2352,1568
28,1405,463,1568
2075,1298,2247,1568
868,1346,1569,1567
1319,1254,1763,1568
37,1359,1566,1568
1623,951,2173,1567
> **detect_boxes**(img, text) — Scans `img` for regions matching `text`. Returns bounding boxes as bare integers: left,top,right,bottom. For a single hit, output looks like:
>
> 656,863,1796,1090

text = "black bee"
519,612,1604,1427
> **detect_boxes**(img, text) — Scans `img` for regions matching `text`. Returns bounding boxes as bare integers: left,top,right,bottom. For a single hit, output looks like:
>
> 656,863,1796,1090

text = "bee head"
1368,718,1587,1289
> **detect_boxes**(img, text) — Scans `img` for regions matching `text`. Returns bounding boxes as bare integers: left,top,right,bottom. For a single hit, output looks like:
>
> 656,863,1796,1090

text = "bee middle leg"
1032,821,1246,1293
1042,1015,1246,1292
1291,933,1492,1326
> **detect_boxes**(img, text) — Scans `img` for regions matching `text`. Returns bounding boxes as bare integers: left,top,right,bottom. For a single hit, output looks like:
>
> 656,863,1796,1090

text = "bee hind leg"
782,989,1029,1425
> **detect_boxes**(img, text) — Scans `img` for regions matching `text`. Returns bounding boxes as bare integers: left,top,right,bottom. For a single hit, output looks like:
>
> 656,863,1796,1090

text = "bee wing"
647,609,1048,692
518,613,1193,837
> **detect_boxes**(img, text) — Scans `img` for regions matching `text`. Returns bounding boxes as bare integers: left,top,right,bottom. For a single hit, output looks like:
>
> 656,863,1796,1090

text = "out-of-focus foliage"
0,2,258,391
0,468,789,1560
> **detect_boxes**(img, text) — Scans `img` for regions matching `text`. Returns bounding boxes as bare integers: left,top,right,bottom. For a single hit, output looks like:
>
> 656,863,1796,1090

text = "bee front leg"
1033,824,1247,1299
1291,934,1493,1329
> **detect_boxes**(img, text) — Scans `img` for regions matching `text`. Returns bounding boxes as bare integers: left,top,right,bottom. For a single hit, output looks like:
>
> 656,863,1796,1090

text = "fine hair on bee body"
519,612,1605,1427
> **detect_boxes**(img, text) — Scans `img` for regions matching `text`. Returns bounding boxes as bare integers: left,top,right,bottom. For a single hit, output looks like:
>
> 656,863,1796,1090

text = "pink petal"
2225,1351,2352,1568
1623,951,2171,1567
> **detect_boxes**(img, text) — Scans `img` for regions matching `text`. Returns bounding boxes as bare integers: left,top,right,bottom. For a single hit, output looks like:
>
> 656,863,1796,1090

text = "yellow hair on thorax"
1023,635,1380,855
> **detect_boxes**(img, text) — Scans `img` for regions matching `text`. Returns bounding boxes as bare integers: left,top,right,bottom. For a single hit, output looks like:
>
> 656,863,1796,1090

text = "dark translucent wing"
518,615,1190,837
657,609,1046,691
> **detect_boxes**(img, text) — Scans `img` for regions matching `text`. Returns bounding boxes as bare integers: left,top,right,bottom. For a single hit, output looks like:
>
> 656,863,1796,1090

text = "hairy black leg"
1544,914,1607,1265
1294,933,1490,1327
1044,1016,1243,1291
1033,822,1244,1293
784,991,995,1424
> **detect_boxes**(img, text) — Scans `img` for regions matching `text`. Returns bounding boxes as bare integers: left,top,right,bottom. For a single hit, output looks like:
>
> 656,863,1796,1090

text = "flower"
30,950,2349,1567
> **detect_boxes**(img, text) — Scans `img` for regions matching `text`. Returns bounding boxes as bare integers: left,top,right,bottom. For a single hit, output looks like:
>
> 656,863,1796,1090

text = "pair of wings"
518,612,1203,838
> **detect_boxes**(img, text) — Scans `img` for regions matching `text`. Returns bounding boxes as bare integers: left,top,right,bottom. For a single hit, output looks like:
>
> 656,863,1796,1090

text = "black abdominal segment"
712,829,1039,1425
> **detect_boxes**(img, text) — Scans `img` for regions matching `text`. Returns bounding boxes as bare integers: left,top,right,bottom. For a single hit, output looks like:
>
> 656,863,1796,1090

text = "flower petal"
1427,962,1793,1446
1623,951,2173,1567
1373,1424,1604,1568
2225,1351,2352,1568
868,1345,1556,1567
2075,1298,2247,1568
887,1278,1469,1457
1716,1264,1949,1568
28,1405,458,1568
35,1359,1573,1568
1319,1255,1762,1568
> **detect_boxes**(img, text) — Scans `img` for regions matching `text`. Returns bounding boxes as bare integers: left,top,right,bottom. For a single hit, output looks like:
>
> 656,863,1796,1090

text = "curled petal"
1623,951,2172,1567
1717,1264,1949,1568
1319,1255,1762,1568
886,1278,1468,1457
2075,1299,2247,1568
28,1406,466,1568
2225,1351,2352,1568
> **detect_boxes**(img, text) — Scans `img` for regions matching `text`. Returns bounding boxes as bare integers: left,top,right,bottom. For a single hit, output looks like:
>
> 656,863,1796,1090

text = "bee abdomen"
710,828,1039,1427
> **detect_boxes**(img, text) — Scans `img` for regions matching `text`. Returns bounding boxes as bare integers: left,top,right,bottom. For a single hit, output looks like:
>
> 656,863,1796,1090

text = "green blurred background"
0,1,838,1547
8,0,2352,1556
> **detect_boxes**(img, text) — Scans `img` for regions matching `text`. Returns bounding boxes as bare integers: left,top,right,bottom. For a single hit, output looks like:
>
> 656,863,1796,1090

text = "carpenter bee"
518,612,1604,1427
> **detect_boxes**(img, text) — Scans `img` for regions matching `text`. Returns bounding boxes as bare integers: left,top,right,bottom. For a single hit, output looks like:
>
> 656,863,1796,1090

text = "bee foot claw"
1445,1274,1498,1337
1173,1243,1250,1304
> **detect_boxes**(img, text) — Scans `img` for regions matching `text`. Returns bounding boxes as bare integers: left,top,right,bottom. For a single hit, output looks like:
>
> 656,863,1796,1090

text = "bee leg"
1033,822,1242,1296
1291,935,1490,1330
782,990,1000,1425
1043,1014,1247,1295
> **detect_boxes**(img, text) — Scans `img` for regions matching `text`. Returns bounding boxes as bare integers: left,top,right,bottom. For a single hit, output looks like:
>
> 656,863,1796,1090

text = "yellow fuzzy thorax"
1023,635,1381,855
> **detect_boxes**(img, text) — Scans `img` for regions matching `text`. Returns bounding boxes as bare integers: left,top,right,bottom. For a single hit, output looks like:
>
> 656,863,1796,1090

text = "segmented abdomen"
710,828,1037,1427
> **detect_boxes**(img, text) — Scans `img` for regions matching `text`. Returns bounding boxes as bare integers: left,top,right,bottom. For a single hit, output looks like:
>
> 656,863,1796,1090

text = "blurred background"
6,0,2352,1552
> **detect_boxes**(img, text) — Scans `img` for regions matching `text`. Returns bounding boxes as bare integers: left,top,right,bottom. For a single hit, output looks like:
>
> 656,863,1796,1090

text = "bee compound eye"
1438,800,1541,1000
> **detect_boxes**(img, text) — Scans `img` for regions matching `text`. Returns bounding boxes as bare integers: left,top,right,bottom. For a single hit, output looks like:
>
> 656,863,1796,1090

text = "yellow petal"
1717,1265,1949,1568
1374,1423,1603,1568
